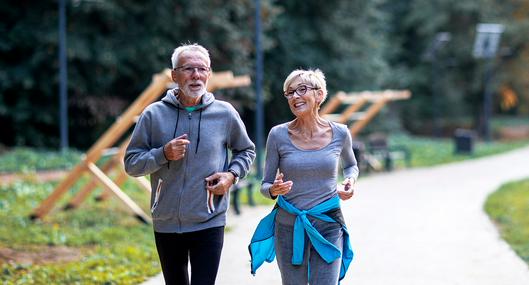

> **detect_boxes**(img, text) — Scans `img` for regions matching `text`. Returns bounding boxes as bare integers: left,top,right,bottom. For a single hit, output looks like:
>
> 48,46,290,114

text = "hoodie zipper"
176,111,194,229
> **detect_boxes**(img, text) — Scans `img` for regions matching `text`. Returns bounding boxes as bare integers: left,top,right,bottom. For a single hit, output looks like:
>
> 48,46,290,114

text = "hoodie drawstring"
167,107,181,169
196,109,202,154
173,108,180,139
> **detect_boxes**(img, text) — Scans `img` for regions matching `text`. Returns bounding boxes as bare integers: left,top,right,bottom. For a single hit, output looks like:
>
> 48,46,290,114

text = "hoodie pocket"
151,178,163,213
207,190,215,214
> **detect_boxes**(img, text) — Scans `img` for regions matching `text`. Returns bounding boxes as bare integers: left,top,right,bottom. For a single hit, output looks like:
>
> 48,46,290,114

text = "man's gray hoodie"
124,89,255,233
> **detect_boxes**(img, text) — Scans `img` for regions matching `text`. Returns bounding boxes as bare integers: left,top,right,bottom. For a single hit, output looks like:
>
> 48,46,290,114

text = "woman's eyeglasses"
284,85,320,99
174,66,211,75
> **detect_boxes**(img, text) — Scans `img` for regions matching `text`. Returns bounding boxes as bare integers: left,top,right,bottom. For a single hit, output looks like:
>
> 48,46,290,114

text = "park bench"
365,133,411,172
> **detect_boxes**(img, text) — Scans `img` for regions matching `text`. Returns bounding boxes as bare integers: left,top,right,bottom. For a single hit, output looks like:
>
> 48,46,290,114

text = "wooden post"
87,163,151,224
349,98,389,137
134,176,152,193
319,90,411,138
63,157,118,210
207,71,251,92
96,169,130,201
337,98,368,124
320,92,346,115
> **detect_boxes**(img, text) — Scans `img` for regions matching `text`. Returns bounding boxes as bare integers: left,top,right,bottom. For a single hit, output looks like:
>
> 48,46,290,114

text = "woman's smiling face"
285,77,321,117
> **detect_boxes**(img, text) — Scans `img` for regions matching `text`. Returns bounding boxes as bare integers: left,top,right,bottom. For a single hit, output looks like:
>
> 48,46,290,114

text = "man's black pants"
154,226,224,285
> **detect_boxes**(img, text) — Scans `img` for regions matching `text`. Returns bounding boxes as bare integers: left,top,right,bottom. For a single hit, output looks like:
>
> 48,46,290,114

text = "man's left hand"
205,172,235,195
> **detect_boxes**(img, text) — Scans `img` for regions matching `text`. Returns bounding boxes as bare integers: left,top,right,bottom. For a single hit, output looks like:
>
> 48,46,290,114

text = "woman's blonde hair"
283,69,328,105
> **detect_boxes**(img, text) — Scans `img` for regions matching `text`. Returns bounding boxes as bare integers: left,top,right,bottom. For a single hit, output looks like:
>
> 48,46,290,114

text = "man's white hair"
171,43,211,69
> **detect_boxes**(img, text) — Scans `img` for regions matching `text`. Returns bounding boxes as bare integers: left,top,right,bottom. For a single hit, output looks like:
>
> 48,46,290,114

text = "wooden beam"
87,162,151,224
349,98,389,137
64,158,118,210
207,71,251,92
84,70,172,164
96,138,133,201
134,176,152,194
341,90,411,104
30,163,87,220
337,98,368,124
96,168,129,201
320,92,346,115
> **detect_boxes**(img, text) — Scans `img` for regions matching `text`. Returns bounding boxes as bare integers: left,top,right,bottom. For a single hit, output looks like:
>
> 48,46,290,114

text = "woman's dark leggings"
154,226,224,285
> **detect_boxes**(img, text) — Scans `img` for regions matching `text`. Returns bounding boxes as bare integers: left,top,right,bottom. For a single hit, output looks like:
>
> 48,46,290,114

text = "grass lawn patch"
389,134,529,168
0,179,160,284
485,178,529,266
0,148,82,173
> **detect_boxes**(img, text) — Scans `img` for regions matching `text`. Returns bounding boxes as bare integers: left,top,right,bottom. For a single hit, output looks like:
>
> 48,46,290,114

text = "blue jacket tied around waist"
248,195,354,281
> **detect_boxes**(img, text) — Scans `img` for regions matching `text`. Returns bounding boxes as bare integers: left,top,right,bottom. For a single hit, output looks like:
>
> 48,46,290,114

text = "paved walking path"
142,146,529,285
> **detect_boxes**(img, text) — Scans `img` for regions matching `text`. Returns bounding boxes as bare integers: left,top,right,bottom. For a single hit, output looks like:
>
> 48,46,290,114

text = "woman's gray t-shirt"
260,121,359,210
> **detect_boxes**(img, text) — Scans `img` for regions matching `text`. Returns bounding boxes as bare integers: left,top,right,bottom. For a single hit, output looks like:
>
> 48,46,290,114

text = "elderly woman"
249,69,359,284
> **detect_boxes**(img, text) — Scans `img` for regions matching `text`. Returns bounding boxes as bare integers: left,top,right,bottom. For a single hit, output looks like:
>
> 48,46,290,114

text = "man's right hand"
163,134,190,161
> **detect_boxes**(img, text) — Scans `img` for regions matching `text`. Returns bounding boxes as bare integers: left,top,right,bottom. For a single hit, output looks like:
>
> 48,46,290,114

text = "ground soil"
1,170,76,265
0,170,67,186
0,246,82,265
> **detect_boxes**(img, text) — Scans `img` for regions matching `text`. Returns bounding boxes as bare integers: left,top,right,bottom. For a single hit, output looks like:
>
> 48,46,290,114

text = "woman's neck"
289,114,328,137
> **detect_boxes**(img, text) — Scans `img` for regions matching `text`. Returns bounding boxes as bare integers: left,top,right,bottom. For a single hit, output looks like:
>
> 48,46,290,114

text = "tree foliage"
0,0,528,148
264,0,393,127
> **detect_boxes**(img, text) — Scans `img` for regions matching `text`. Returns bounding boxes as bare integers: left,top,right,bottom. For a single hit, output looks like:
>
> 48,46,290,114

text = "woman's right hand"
269,172,293,197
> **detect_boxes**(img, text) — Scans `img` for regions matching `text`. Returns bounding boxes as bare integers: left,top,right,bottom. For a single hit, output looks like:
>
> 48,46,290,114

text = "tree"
263,0,393,129
0,0,277,148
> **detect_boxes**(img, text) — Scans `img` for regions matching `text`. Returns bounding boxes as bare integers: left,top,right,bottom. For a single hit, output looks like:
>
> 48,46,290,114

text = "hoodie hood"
161,88,215,110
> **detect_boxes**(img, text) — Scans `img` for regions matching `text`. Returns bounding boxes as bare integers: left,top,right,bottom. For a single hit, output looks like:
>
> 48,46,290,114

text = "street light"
472,23,504,141
254,0,264,179
59,0,68,151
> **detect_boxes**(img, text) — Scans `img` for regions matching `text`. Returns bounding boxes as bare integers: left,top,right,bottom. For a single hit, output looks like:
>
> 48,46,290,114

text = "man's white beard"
181,83,206,99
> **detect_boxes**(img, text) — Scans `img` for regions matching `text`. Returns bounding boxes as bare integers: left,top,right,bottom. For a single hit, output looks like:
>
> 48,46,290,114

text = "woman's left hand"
337,178,355,200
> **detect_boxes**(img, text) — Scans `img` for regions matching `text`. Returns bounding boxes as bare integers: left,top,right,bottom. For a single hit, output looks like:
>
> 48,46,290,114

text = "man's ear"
171,69,178,82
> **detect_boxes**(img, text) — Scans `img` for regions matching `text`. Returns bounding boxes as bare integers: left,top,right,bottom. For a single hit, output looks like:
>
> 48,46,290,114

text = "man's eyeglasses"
174,66,211,75
284,85,320,99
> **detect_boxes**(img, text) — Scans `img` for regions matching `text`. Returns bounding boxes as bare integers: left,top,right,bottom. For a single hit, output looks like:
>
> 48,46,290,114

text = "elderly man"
125,43,255,285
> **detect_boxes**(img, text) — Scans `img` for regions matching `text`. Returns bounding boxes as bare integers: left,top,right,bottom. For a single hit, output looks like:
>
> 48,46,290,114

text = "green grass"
389,134,529,168
0,148,82,173
0,178,159,284
491,115,529,129
485,178,529,266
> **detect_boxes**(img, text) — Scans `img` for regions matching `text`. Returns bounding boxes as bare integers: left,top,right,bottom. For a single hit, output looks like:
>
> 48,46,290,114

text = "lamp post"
254,0,264,179
472,23,504,141
58,0,68,151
